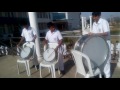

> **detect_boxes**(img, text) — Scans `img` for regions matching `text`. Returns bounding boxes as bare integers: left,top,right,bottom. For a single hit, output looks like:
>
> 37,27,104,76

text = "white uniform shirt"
45,30,63,43
45,30,63,54
92,18,111,40
21,27,36,42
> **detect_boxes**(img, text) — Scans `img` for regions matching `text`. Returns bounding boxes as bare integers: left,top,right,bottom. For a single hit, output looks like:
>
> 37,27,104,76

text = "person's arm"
32,28,37,42
94,32,108,36
32,34,37,42
17,37,24,47
55,39,63,50
17,29,24,47
44,39,48,45
43,32,48,51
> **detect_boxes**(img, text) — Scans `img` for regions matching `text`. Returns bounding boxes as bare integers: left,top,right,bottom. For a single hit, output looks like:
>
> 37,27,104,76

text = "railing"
0,35,120,56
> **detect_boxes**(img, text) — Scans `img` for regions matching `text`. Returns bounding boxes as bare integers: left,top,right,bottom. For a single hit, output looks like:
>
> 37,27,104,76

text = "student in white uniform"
17,21,39,69
89,12,111,78
44,22,65,75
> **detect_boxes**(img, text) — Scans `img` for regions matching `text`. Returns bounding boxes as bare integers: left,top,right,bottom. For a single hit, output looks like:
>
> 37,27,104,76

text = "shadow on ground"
64,58,75,74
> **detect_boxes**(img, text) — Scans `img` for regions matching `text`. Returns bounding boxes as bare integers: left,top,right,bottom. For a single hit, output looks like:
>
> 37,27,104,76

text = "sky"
81,12,120,19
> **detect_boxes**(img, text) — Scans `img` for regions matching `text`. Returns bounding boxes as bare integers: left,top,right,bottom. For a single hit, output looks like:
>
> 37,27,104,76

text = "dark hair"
22,20,29,26
92,12,101,16
47,22,55,28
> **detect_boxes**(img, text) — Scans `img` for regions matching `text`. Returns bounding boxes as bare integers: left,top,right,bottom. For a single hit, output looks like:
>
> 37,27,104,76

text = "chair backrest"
23,42,36,59
111,43,114,50
48,43,58,49
74,38,81,50
71,50,94,77
116,43,120,50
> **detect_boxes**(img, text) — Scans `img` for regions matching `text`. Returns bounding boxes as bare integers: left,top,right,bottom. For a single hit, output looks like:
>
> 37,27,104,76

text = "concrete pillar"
84,17,86,29
28,12,42,62
65,12,68,19
90,16,92,32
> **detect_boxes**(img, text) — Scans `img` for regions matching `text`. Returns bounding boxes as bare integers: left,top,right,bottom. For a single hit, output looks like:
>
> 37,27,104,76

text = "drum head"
20,47,32,59
43,48,56,62
81,36,109,68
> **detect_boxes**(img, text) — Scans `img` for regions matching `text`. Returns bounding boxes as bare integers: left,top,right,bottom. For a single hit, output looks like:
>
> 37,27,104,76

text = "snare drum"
74,35,110,69
20,47,33,59
43,48,56,62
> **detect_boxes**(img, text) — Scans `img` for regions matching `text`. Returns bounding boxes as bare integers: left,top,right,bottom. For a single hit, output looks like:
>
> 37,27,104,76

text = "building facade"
0,12,81,39
0,12,52,38
52,12,81,30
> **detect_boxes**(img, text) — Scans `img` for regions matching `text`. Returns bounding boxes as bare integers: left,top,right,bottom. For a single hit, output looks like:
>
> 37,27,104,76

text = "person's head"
22,21,29,29
47,22,56,32
92,12,101,22
116,41,119,43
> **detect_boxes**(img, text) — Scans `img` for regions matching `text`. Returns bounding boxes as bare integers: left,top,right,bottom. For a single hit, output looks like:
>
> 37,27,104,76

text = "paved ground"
0,55,120,78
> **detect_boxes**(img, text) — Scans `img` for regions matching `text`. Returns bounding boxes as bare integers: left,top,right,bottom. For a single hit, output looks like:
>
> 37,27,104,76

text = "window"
48,13,50,19
0,25,5,34
37,12,51,19
4,12,11,17
38,23,47,30
0,25,5,35
0,12,2,17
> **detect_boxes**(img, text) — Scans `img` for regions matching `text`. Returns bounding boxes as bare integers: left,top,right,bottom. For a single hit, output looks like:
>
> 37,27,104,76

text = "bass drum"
74,35,110,69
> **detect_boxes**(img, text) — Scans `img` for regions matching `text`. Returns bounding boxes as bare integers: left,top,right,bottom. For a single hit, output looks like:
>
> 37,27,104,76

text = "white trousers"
55,46,64,71
103,40,111,78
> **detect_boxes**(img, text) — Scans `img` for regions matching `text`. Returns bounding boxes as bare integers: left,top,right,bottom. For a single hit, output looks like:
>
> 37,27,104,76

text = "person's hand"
17,44,20,48
88,32,93,36
55,46,58,52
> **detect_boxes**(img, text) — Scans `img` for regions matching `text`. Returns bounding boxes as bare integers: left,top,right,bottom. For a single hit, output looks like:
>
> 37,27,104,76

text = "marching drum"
74,34,110,69
43,48,56,62
20,47,33,59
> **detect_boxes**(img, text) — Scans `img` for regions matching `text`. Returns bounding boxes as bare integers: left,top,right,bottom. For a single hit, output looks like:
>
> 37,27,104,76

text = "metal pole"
28,12,42,62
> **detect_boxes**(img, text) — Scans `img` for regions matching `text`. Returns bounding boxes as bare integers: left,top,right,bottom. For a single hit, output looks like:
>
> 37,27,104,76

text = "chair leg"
48,67,51,73
40,65,42,78
75,71,77,78
99,74,102,78
35,66,37,71
51,66,54,78
85,74,90,78
25,62,30,76
52,65,56,78
17,62,20,74
27,61,31,76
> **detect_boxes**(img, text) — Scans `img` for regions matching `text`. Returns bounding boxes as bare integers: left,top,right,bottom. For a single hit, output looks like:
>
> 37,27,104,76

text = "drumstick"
48,49,55,58
18,47,26,53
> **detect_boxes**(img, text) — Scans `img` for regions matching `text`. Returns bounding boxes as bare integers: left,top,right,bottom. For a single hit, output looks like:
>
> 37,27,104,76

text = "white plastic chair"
62,44,71,58
111,43,114,55
40,43,59,78
71,50,102,78
116,43,120,55
17,42,36,76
